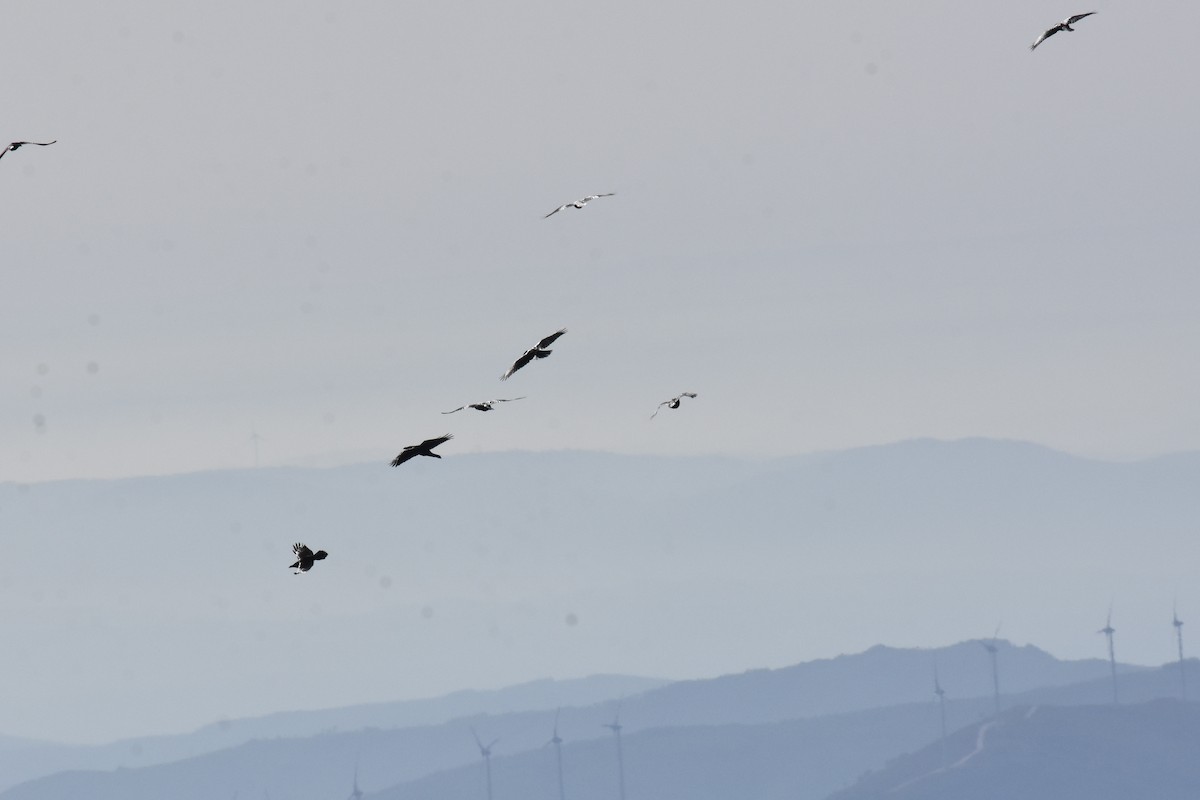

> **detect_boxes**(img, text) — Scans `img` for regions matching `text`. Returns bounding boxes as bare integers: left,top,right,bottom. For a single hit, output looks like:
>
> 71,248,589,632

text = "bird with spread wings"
651,392,698,419
442,397,526,414
501,329,567,380
290,543,328,574
544,193,615,218
390,434,454,467
0,140,56,161
1030,12,1096,51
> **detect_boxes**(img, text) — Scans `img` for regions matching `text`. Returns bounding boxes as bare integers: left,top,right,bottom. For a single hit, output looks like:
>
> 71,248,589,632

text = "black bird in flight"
0,140,56,161
545,193,615,218
442,396,526,414
1030,12,1096,51
290,542,328,574
651,392,698,419
390,433,453,466
501,328,567,380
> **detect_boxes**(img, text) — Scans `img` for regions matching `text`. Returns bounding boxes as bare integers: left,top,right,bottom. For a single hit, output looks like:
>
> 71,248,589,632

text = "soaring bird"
1030,13,1096,50
0,140,56,161
290,542,328,574
390,433,453,466
650,392,698,419
442,396,526,414
501,328,567,380
544,193,615,218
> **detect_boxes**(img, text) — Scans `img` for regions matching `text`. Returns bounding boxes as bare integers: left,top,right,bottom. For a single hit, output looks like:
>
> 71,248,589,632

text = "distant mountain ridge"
625,639,1143,727
0,640,1173,800
4,438,1200,747
0,674,666,794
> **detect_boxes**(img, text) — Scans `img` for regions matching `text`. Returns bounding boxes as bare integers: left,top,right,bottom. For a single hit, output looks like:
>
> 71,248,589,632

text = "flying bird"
442,397,526,414
650,392,697,419
501,328,567,380
0,140,56,161
1030,13,1096,51
544,193,615,218
290,542,328,574
390,433,453,466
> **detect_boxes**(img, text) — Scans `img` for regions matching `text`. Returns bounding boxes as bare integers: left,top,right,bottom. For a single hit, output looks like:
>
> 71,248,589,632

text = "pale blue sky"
2,0,1197,483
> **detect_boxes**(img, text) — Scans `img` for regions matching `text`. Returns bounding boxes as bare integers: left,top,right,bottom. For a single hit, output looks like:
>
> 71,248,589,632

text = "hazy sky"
3,0,1200,747
2,0,1197,484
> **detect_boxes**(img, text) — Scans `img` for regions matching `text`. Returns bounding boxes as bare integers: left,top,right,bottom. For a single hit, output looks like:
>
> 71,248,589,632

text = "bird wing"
1030,26,1060,50
390,447,418,467
491,396,526,404
681,392,698,399
441,405,467,414
1067,12,1096,25
536,328,568,349
420,434,453,451
17,140,56,146
293,543,313,559
650,399,672,419
544,204,569,218
502,349,536,380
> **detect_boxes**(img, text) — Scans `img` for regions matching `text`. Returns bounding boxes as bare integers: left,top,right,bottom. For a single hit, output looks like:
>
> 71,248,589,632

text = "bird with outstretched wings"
390,433,453,467
0,140,56,161
1031,12,1096,51
650,392,698,419
290,542,328,573
501,329,567,380
544,193,615,218
442,397,526,414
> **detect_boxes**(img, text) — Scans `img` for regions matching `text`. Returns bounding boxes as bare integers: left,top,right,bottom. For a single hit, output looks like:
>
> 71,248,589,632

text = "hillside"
0,641,1169,800
830,700,1200,800
0,674,665,793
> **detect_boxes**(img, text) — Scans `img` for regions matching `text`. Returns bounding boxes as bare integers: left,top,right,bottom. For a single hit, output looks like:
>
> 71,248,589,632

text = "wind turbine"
347,762,364,800
247,428,265,467
545,709,567,800
933,664,948,768
980,624,1002,715
1174,603,1187,701
603,706,627,800
1099,607,1118,704
471,727,499,800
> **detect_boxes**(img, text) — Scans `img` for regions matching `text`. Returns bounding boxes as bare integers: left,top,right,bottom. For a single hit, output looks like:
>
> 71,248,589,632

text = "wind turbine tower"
980,625,1002,716
603,708,627,800
1099,608,1118,704
248,429,265,468
471,728,499,800
933,665,948,768
547,709,567,800
1174,604,1187,701
347,763,364,800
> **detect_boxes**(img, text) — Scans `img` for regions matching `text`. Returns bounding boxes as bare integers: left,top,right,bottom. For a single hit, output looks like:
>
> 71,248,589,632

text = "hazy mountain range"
5,438,1199,744
0,674,665,794
4,641,1193,800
